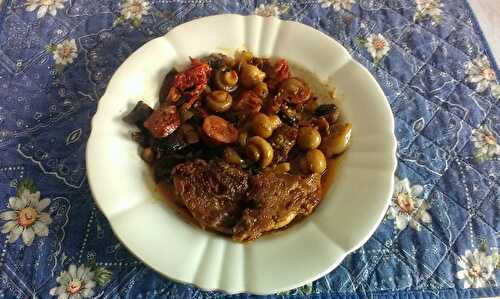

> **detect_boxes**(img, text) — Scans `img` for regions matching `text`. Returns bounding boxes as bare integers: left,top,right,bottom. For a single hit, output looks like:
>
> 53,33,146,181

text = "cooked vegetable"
179,109,194,123
143,105,181,138
313,117,330,136
253,82,269,98
179,124,199,144
279,106,299,126
224,147,244,165
123,101,153,126
325,109,340,124
250,113,280,138
153,130,189,156
235,50,253,65
125,51,351,242
246,136,274,168
233,90,263,118
266,59,290,91
301,149,326,174
238,131,248,147
268,115,281,129
214,69,238,92
240,63,266,88
263,162,291,174
319,123,352,157
165,58,211,108
297,126,322,150
279,78,311,104
159,70,178,103
141,147,155,163
314,104,336,117
204,53,234,69
131,131,149,147
206,90,233,113
202,115,239,144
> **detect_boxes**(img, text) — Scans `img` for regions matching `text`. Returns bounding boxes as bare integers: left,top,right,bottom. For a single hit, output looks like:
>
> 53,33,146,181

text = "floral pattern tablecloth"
0,0,499,298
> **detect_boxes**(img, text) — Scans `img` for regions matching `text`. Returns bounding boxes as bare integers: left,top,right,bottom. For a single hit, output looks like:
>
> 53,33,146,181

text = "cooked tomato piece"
233,91,262,119
166,58,212,107
279,77,311,104
202,115,238,144
274,59,290,82
143,105,181,138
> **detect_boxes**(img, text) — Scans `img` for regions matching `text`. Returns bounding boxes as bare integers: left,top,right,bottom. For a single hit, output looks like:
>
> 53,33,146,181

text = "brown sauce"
156,181,197,225
320,158,338,198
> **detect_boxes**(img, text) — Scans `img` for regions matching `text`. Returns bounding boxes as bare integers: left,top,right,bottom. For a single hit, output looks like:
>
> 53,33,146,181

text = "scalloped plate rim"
86,14,397,295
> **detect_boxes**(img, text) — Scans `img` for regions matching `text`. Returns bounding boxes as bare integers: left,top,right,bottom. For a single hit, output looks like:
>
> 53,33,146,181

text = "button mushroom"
300,149,327,174
319,123,352,157
250,113,281,138
253,82,269,98
223,147,244,165
297,126,322,150
205,90,233,113
240,63,266,88
214,69,238,92
246,136,274,168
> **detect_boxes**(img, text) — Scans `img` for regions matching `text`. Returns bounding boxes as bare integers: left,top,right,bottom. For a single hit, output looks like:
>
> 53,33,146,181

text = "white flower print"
0,189,52,246
53,39,78,66
320,0,356,11
387,177,431,231
457,249,496,288
471,125,500,162
363,33,391,64
414,0,443,24
50,264,96,298
120,0,150,21
25,0,66,19
254,3,289,17
466,55,497,93
491,84,500,100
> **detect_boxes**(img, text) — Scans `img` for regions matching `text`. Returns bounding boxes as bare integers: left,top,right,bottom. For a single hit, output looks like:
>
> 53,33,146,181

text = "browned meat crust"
233,172,321,242
269,125,298,164
172,159,249,234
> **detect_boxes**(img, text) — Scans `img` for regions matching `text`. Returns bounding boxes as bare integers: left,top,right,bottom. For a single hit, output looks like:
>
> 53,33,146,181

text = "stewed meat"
233,172,321,242
172,159,249,234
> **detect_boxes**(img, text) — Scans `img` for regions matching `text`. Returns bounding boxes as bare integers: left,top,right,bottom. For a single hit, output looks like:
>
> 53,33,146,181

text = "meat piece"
202,115,238,144
143,105,181,138
269,125,298,163
233,172,321,242
172,160,249,234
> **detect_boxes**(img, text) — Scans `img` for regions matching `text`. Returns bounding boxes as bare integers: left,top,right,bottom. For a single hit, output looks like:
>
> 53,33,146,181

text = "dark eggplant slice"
314,104,337,117
159,70,179,104
153,154,186,182
153,130,189,157
123,101,154,126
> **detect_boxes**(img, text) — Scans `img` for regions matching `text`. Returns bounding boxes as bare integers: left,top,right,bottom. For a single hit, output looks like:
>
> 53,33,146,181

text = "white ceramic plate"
86,14,397,295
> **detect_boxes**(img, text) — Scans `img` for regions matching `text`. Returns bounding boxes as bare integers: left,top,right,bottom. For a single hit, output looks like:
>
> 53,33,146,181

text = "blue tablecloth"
0,0,498,298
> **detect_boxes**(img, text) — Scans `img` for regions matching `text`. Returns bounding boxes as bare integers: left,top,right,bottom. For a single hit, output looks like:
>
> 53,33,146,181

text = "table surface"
0,1,499,299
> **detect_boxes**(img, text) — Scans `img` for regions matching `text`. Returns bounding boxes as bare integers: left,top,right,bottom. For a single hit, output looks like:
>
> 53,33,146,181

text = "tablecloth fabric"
0,0,498,298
